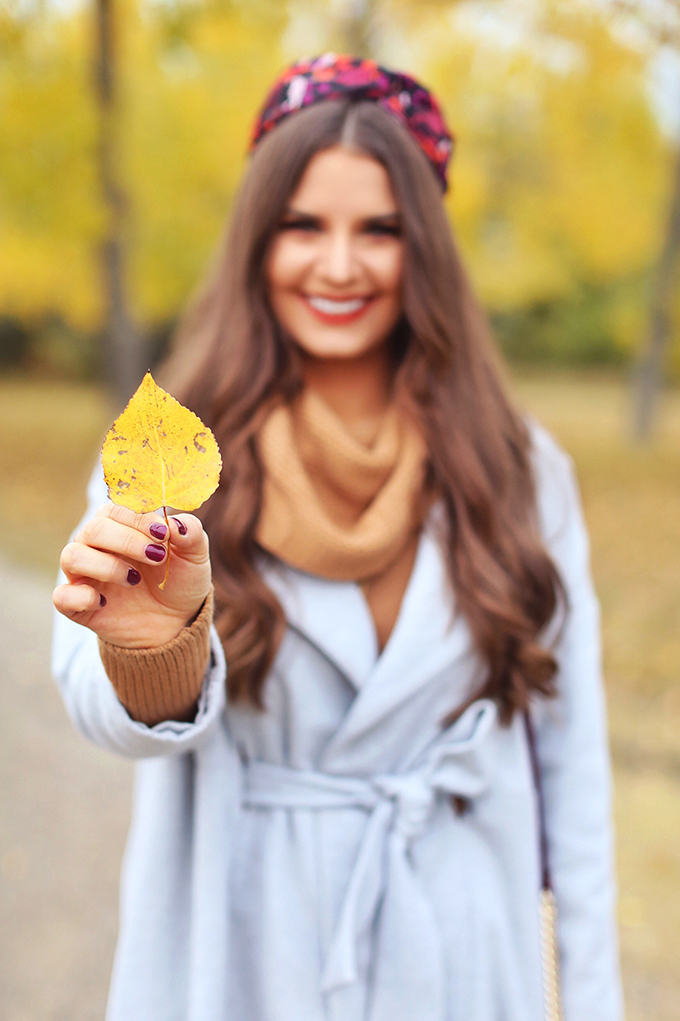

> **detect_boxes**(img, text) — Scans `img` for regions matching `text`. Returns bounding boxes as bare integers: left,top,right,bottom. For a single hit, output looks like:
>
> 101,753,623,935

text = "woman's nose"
321,231,358,284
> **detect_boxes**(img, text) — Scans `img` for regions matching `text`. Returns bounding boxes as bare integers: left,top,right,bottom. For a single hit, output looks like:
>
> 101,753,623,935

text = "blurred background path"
0,557,132,1021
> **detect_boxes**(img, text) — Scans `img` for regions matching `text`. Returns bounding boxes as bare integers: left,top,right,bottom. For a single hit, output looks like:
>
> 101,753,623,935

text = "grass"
1,368,679,1018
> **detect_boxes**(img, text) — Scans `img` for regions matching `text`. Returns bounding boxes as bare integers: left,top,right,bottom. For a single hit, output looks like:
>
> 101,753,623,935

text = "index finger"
91,502,167,536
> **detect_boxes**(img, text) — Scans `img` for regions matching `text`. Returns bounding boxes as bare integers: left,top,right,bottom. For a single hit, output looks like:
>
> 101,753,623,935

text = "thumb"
167,514,210,562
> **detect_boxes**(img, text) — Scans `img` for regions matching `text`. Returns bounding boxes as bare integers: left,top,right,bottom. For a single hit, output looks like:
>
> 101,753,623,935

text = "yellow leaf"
101,370,221,515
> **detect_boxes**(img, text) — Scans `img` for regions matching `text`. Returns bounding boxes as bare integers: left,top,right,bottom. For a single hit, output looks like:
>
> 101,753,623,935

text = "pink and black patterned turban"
249,53,454,192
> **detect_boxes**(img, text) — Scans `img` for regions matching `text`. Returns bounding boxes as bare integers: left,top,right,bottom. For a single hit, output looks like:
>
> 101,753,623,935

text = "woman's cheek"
369,244,403,290
271,240,314,288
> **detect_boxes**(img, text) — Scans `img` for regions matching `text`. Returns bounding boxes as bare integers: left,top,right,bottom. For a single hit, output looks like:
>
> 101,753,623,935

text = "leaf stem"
158,505,171,590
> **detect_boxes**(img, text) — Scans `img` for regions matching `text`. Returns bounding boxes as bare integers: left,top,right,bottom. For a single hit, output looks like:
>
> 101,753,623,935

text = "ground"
0,556,132,1021
0,370,678,1019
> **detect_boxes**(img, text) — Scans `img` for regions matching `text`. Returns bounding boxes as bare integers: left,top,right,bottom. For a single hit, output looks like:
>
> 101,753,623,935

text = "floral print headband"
249,53,454,192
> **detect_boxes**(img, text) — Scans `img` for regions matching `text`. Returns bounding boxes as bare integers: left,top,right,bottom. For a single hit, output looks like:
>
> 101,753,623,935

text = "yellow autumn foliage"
427,5,667,310
0,0,676,367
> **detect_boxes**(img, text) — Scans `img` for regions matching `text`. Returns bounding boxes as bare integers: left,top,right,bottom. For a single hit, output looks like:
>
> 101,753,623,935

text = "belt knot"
241,698,499,1021
373,772,435,840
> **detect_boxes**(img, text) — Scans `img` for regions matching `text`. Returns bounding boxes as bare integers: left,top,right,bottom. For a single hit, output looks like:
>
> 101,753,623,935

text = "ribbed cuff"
98,588,214,727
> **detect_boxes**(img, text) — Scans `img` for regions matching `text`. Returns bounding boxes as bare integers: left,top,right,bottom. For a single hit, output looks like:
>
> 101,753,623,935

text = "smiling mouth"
303,294,374,322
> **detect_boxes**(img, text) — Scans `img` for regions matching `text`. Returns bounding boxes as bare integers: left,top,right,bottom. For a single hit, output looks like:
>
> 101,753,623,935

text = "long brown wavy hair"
163,99,564,723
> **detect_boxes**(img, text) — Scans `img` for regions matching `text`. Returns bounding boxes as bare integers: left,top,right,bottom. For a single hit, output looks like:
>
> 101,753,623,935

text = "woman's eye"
280,220,319,232
279,220,400,236
365,223,401,237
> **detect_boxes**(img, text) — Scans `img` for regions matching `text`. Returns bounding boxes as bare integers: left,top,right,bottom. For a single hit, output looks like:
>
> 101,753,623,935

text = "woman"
52,55,623,1021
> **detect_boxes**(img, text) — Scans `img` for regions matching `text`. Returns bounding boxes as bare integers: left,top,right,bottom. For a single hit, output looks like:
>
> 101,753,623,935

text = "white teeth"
307,296,369,315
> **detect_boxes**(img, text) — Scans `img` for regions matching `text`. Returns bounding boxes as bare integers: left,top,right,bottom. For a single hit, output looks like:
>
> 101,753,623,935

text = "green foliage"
0,317,30,367
491,277,648,367
0,315,101,379
31,316,103,380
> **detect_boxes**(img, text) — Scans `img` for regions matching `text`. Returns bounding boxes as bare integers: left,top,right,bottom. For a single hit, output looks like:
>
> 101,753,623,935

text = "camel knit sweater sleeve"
98,588,214,726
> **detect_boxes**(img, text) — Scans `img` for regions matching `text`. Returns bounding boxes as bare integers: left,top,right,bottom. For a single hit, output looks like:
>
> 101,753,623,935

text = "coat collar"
257,508,476,741
321,524,476,761
258,553,379,690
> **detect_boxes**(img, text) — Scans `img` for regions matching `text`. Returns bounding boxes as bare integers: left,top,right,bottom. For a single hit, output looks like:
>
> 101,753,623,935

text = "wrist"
185,595,208,629
98,588,214,726
103,594,211,651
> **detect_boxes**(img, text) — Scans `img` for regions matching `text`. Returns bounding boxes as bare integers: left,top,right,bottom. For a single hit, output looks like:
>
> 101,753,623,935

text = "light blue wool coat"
52,423,624,1021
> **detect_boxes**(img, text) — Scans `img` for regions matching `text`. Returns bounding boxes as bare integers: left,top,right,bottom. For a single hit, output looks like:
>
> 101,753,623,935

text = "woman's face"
266,145,404,363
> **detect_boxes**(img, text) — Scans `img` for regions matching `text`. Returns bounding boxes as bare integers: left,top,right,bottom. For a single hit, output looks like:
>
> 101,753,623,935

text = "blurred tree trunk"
612,0,680,438
95,0,143,404
632,141,680,440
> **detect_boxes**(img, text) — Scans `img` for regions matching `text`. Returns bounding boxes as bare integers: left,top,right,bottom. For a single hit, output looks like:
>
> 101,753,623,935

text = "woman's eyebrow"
282,207,320,220
364,212,400,222
282,208,401,222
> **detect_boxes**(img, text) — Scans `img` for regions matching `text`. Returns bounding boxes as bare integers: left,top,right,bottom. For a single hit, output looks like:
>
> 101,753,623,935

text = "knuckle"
185,515,204,540
60,542,78,571
121,528,139,558
68,544,87,575
82,516,105,547
108,503,139,529
54,585,79,616
105,557,120,583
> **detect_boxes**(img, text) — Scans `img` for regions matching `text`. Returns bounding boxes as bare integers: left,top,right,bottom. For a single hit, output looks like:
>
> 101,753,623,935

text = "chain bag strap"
523,710,563,1021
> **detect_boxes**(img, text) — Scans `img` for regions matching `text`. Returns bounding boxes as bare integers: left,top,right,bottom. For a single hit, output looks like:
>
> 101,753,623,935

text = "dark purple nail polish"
149,521,168,540
171,517,188,536
99,594,107,607
127,567,142,586
145,543,166,563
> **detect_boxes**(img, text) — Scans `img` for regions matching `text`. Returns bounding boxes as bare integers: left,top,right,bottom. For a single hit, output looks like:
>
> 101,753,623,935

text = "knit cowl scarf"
255,387,430,649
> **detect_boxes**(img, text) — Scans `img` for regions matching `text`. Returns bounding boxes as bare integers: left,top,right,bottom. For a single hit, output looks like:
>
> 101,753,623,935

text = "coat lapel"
259,512,480,763
258,554,379,690
320,525,477,765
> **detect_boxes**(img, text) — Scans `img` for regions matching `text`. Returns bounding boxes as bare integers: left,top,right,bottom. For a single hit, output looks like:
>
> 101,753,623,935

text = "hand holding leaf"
101,371,221,588
53,373,221,649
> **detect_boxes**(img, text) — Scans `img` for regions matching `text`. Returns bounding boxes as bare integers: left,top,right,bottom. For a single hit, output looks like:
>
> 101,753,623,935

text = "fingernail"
144,543,166,563
127,568,142,586
99,594,107,607
171,517,187,536
149,522,168,540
